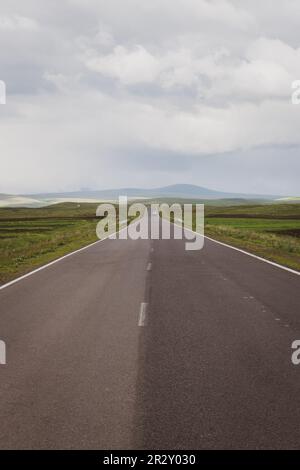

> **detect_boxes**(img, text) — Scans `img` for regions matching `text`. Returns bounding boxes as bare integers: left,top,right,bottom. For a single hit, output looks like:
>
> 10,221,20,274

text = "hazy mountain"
29,184,280,201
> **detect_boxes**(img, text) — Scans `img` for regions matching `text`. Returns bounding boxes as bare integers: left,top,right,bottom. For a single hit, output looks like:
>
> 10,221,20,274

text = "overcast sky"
0,0,300,195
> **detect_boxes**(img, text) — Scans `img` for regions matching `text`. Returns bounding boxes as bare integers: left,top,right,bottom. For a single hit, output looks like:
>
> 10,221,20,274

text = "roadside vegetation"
204,204,300,272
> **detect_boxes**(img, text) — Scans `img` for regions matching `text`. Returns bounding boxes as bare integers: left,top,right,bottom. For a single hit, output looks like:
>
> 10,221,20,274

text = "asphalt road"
0,215,300,449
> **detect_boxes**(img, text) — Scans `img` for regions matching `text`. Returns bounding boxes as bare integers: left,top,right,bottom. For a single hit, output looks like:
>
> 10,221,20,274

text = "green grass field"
205,203,300,218
204,204,300,271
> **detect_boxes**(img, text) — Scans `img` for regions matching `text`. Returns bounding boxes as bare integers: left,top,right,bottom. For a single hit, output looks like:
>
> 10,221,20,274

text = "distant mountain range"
0,184,294,208
28,184,282,200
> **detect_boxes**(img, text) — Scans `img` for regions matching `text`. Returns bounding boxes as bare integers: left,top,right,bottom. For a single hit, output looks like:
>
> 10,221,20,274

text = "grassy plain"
204,204,300,271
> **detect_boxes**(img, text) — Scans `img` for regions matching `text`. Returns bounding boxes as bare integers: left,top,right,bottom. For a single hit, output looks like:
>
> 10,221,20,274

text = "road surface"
0,215,300,449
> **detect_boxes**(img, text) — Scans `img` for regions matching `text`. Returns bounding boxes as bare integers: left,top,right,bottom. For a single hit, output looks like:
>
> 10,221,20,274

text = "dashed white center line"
138,302,148,327
147,262,152,271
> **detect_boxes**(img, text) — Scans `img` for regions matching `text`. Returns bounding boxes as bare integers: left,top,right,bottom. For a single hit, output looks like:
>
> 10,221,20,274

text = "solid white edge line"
0,220,135,291
171,220,300,277
138,302,148,326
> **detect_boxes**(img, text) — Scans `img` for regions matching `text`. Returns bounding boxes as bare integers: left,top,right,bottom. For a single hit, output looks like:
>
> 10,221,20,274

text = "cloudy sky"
1,0,300,195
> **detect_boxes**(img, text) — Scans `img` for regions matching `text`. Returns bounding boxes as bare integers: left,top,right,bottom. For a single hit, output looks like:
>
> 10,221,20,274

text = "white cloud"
84,35,300,104
86,45,160,85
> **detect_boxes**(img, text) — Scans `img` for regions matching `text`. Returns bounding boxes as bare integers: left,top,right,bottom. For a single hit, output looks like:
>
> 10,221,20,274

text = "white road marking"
151,248,154,253
147,262,152,271
138,302,148,326
0,340,6,365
